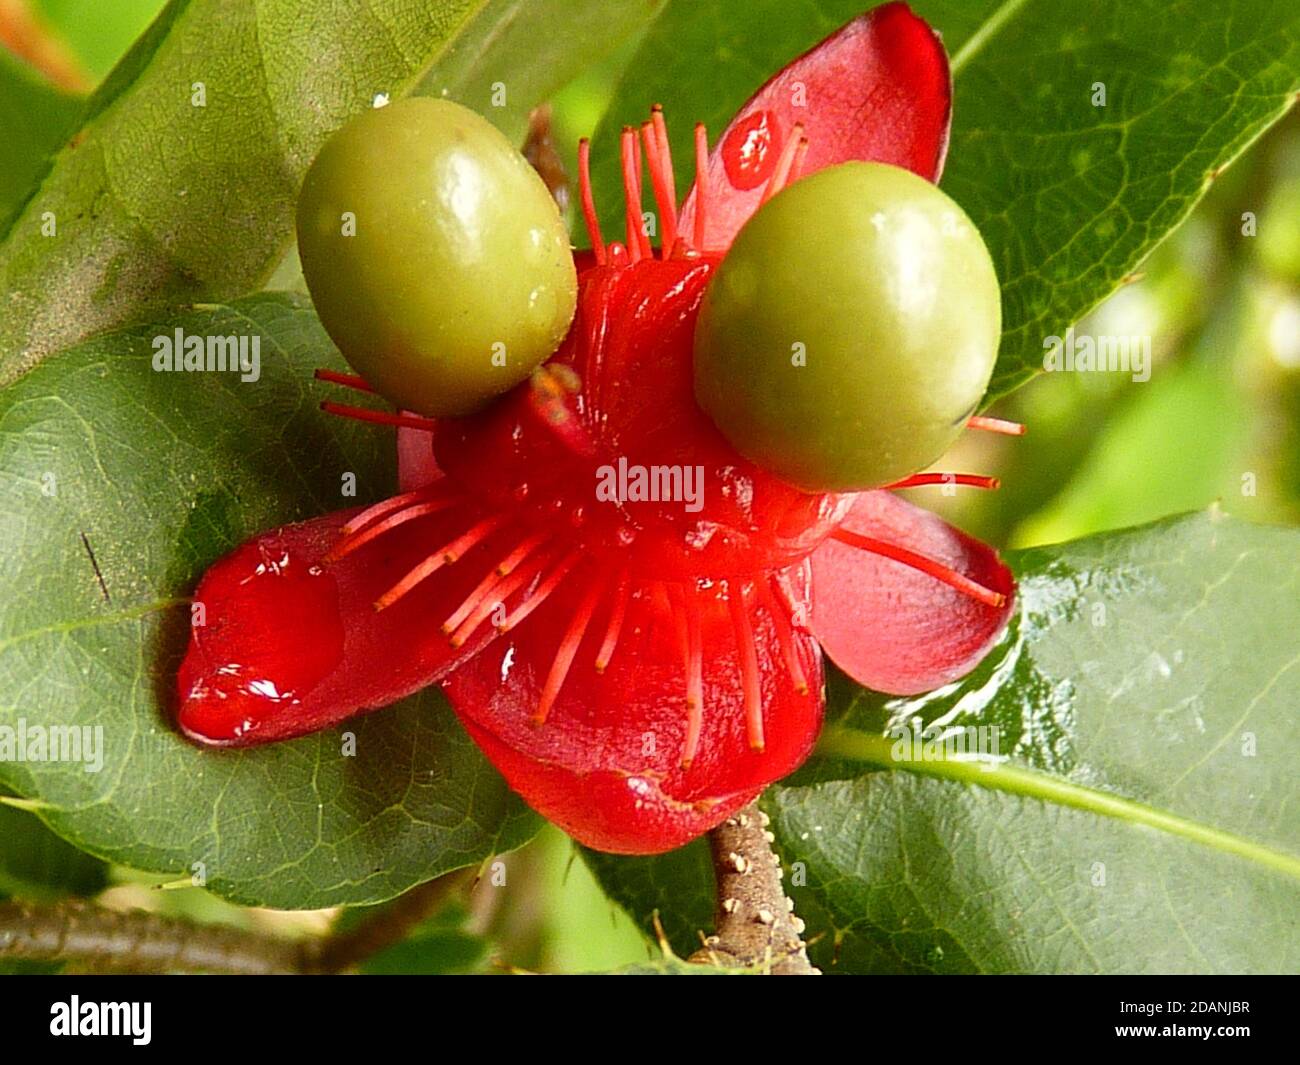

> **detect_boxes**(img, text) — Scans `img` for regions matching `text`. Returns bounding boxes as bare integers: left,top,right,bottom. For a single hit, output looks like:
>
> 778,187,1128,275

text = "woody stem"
0,872,465,974
689,798,819,974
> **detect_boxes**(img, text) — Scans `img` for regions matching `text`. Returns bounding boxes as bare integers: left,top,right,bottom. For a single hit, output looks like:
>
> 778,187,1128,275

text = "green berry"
693,161,1001,491
297,98,577,417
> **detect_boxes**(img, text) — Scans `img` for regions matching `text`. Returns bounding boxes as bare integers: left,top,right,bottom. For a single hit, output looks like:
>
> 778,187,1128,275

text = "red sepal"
678,1,951,251
178,499,504,746
808,491,1013,696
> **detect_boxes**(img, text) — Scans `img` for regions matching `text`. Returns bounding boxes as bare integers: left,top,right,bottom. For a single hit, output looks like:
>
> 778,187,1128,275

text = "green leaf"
34,0,168,82
0,0,654,381
581,838,715,953
0,801,108,901
590,510,1300,973
1,0,468,376
0,293,539,909
357,904,491,974
0,50,82,229
422,0,667,144
588,0,1300,400
1014,284,1258,546
360,925,490,974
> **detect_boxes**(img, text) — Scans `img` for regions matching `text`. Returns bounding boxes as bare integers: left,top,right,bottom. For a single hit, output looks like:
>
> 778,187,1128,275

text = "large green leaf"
588,0,1300,399
0,294,539,908
0,50,82,229
588,510,1300,973
422,0,666,144
0,0,462,376
0,0,656,380
0,801,108,901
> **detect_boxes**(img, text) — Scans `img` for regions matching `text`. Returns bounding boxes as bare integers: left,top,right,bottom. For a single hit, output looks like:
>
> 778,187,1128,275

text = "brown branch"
689,801,820,974
0,899,302,974
0,872,467,975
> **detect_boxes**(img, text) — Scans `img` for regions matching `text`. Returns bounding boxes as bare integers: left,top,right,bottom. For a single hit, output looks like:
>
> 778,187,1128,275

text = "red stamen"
534,580,603,725
577,138,606,265
374,515,505,612
651,106,678,214
758,580,809,695
728,583,765,751
967,415,1025,436
320,401,437,433
641,108,678,252
667,582,690,662
693,123,709,251
442,567,505,636
500,550,581,632
665,583,702,768
341,488,428,537
621,128,639,260
441,531,548,634
771,574,810,633
683,588,704,768
790,135,809,182
327,497,456,562
441,514,507,563
495,530,549,576
885,473,1001,490
620,128,652,262
663,583,707,768
314,368,376,393
594,568,630,673
640,121,673,254
760,122,806,204
631,133,652,261
831,528,1007,609
450,550,553,648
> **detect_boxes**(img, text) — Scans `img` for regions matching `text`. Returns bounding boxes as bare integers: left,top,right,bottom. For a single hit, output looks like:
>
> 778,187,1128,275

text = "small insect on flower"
177,2,1018,854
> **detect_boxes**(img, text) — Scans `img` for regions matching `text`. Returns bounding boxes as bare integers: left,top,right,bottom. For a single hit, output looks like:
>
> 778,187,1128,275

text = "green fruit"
693,161,1001,491
297,98,577,417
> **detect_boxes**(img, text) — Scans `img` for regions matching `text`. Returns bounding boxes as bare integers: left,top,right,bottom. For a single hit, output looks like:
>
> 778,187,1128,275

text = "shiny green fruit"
297,98,577,417
694,161,1001,491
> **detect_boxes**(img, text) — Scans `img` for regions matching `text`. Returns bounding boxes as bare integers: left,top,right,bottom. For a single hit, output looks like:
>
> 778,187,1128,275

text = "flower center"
317,107,1018,608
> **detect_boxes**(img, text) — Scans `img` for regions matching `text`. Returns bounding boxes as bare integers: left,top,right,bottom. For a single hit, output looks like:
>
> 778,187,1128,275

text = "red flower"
177,3,1016,854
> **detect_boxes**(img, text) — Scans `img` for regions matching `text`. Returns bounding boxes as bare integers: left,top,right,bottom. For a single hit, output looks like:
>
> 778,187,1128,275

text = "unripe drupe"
694,162,1001,491
297,98,577,417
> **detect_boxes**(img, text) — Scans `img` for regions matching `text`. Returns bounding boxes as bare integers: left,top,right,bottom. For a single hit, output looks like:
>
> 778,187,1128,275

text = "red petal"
461,722,764,856
442,565,824,853
178,495,509,746
678,1,951,251
809,491,1014,695
396,422,440,491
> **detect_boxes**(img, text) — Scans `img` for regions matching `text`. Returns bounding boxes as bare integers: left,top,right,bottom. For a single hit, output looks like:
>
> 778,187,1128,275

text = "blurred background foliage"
2,0,1295,973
